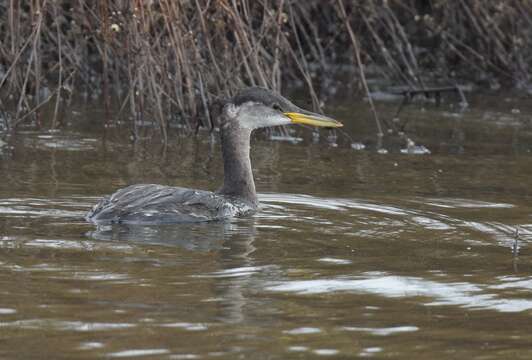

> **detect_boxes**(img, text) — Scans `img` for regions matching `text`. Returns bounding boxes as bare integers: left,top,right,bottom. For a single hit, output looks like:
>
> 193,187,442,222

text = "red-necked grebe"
86,87,342,224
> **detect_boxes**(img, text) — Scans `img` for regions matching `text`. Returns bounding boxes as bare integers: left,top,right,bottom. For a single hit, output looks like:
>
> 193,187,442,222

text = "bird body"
86,87,342,225
86,184,256,224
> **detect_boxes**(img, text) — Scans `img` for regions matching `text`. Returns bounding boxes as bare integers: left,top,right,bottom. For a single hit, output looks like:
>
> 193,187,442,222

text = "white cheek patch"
238,102,262,129
226,101,288,130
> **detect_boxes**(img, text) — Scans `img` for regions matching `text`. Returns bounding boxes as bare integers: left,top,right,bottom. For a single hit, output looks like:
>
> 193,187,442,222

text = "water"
1,98,532,358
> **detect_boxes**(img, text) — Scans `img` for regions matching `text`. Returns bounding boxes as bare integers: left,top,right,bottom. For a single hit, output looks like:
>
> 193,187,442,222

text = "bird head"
218,87,343,131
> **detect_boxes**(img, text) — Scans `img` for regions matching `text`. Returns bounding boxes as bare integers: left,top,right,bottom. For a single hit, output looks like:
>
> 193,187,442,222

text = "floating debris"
350,142,366,151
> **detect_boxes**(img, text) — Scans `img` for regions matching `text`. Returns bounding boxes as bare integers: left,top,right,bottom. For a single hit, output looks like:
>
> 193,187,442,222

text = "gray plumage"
86,184,255,224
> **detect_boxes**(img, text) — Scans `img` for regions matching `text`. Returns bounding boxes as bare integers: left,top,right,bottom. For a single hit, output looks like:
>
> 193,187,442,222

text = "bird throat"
218,124,258,206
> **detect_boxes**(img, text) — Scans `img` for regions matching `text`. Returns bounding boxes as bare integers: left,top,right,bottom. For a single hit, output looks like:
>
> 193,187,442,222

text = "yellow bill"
284,112,343,128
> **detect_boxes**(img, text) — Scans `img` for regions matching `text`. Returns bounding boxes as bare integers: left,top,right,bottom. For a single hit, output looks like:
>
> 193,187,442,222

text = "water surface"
1,99,532,359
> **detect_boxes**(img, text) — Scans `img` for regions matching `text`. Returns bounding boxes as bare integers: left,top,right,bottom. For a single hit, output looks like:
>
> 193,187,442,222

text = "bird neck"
218,124,258,206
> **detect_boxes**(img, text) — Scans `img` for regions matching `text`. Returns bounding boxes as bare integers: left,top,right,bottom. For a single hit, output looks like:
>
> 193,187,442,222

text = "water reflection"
87,222,235,250
86,216,264,324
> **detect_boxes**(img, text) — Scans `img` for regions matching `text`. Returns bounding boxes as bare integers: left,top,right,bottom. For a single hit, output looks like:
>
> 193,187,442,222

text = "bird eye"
272,103,282,111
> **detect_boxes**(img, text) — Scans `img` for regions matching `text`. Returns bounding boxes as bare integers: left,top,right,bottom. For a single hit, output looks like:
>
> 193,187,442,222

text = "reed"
0,0,530,136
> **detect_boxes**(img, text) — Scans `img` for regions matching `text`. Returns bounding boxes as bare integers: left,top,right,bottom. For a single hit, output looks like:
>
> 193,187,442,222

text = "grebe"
86,87,342,224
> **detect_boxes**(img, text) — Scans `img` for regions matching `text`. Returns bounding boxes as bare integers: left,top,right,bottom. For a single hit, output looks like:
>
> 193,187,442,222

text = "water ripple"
266,272,532,313
0,197,88,219
1,193,526,254
158,322,208,331
107,349,170,358
259,193,528,250
284,327,321,335
194,265,277,279
341,325,419,336
0,319,136,331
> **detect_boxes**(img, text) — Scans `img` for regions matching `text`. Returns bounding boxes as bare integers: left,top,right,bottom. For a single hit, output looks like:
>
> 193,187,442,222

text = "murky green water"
1,98,532,359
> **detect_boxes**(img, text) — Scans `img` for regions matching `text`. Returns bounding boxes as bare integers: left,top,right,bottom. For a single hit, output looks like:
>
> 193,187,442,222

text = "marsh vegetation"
0,0,530,138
